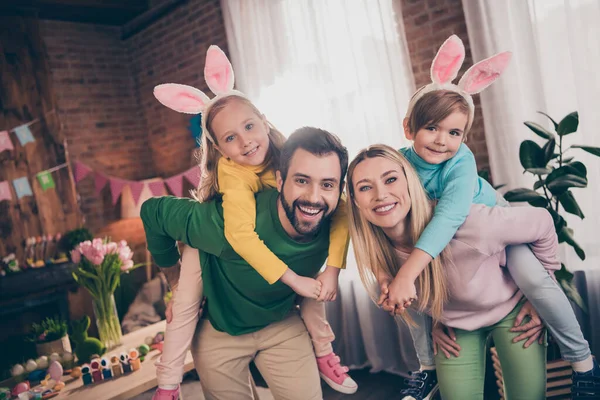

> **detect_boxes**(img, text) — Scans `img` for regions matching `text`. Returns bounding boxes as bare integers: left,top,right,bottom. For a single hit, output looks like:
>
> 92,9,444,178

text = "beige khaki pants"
192,313,323,400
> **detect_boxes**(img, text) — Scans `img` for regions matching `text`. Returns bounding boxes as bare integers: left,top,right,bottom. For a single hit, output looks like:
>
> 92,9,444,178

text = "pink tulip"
70,249,81,264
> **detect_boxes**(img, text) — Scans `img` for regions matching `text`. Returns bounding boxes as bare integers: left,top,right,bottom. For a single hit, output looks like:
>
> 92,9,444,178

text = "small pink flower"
121,260,134,271
70,249,81,264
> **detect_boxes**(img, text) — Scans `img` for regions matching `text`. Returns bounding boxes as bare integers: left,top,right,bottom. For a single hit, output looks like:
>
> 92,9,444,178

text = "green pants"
435,302,546,400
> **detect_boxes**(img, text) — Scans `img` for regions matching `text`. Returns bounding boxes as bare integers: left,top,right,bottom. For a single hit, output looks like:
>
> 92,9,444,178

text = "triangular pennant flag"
13,177,33,199
74,161,92,183
0,131,14,153
148,181,165,197
37,171,55,191
109,178,128,205
14,125,35,146
165,174,184,197
129,181,145,205
0,181,12,201
183,166,201,188
94,173,108,195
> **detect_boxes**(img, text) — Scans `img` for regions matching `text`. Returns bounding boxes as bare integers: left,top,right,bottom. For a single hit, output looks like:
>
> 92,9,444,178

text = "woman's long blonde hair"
193,95,286,202
346,144,449,322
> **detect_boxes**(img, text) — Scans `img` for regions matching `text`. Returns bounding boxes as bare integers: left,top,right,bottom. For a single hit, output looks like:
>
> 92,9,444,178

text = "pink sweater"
396,204,560,331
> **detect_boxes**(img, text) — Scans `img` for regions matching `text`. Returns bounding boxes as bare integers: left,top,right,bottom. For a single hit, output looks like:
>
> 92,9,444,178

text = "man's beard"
280,193,330,238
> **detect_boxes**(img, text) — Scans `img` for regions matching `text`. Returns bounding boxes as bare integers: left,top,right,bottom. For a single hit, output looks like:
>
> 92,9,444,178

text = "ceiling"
0,0,151,26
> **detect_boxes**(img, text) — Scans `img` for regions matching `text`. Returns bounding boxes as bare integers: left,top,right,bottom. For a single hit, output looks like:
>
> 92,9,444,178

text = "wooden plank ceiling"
0,0,150,25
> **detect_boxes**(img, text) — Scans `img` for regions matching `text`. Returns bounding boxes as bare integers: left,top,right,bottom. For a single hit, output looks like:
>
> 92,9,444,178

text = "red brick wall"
128,0,228,177
40,21,155,233
40,0,228,233
400,0,491,173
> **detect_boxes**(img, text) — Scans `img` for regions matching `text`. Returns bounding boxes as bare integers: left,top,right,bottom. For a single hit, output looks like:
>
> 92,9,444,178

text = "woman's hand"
510,300,545,347
432,323,461,358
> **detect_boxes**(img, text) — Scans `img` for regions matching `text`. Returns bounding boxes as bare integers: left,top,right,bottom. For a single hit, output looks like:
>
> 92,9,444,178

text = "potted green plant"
27,316,72,357
502,111,599,312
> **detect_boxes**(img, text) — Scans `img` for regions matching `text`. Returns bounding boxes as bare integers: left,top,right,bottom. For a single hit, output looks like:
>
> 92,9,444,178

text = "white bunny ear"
204,45,234,95
431,35,465,84
458,51,512,94
153,83,210,114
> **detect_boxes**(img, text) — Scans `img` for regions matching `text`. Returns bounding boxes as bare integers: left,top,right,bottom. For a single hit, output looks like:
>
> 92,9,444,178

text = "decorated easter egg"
11,364,25,377
25,359,38,372
70,366,82,378
48,361,63,381
11,382,30,396
49,353,61,364
138,344,150,356
36,356,49,369
144,336,154,345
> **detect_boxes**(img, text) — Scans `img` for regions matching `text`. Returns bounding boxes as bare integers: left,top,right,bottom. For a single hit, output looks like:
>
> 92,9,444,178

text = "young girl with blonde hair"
149,45,356,399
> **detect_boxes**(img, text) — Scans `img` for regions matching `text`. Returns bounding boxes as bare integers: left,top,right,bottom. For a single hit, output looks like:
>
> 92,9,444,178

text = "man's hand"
316,266,340,302
387,271,417,314
432,323,461,358
510,300,545,347
160,262,181,293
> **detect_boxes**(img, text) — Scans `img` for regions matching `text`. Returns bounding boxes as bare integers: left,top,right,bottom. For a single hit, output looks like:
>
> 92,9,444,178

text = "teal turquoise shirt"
400,144,497,258
140,189,330,336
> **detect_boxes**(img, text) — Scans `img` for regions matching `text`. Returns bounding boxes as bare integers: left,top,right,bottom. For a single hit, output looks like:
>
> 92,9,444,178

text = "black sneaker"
400,370,439,400
572,358,600,399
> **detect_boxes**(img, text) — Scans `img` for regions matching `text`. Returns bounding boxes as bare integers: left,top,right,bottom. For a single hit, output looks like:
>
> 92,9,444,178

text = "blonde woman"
347,145,556,400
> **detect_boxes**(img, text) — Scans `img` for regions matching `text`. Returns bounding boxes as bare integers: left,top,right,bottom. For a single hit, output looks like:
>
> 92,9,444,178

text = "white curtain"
462,0,600,272
221,0,417,375
221,0,414,158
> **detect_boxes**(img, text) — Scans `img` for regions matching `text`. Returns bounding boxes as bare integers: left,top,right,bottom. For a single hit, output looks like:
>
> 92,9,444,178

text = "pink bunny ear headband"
405,35,512,131
152,45,245,144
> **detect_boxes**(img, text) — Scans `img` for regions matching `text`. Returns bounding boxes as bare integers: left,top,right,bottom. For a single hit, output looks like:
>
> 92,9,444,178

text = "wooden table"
56,320,195,400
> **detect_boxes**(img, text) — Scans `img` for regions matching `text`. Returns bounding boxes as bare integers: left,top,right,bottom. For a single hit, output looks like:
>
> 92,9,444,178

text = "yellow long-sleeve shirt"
218,157,349,284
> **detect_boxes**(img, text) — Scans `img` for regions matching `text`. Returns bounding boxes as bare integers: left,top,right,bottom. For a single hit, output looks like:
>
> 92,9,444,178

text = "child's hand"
291,275,322,299
387,272,417,314
316,266,340,302
377,276,393,307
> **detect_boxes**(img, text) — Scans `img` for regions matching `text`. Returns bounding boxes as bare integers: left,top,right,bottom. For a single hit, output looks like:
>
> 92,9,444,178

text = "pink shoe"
152,385,180,400
316,352,358,394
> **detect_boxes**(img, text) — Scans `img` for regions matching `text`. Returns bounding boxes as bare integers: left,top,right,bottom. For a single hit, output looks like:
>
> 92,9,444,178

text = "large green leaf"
519,140,545,170
547,174,587,195
557,111,578,136
558,190,585,219
571,145,600,157
504,188,544,202
525,168,552,175
542,139,556,164
557,226,586,260
504,188,549,208
564,161,587,178
537,111,559,130
524,121,554,140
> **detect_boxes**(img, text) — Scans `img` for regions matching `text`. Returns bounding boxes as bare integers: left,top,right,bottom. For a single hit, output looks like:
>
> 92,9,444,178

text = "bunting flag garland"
164,173,184,197
13,177,33,199
0,131,14,153
129,181,145,205
14,125,35,146
37,171,55,191
95,173,108,195
73,162,201,206
0,181,11,201
73,161,92,183
148,181,166,197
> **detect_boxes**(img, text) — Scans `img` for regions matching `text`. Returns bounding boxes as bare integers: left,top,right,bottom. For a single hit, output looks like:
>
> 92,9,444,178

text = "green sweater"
140,189,330,336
